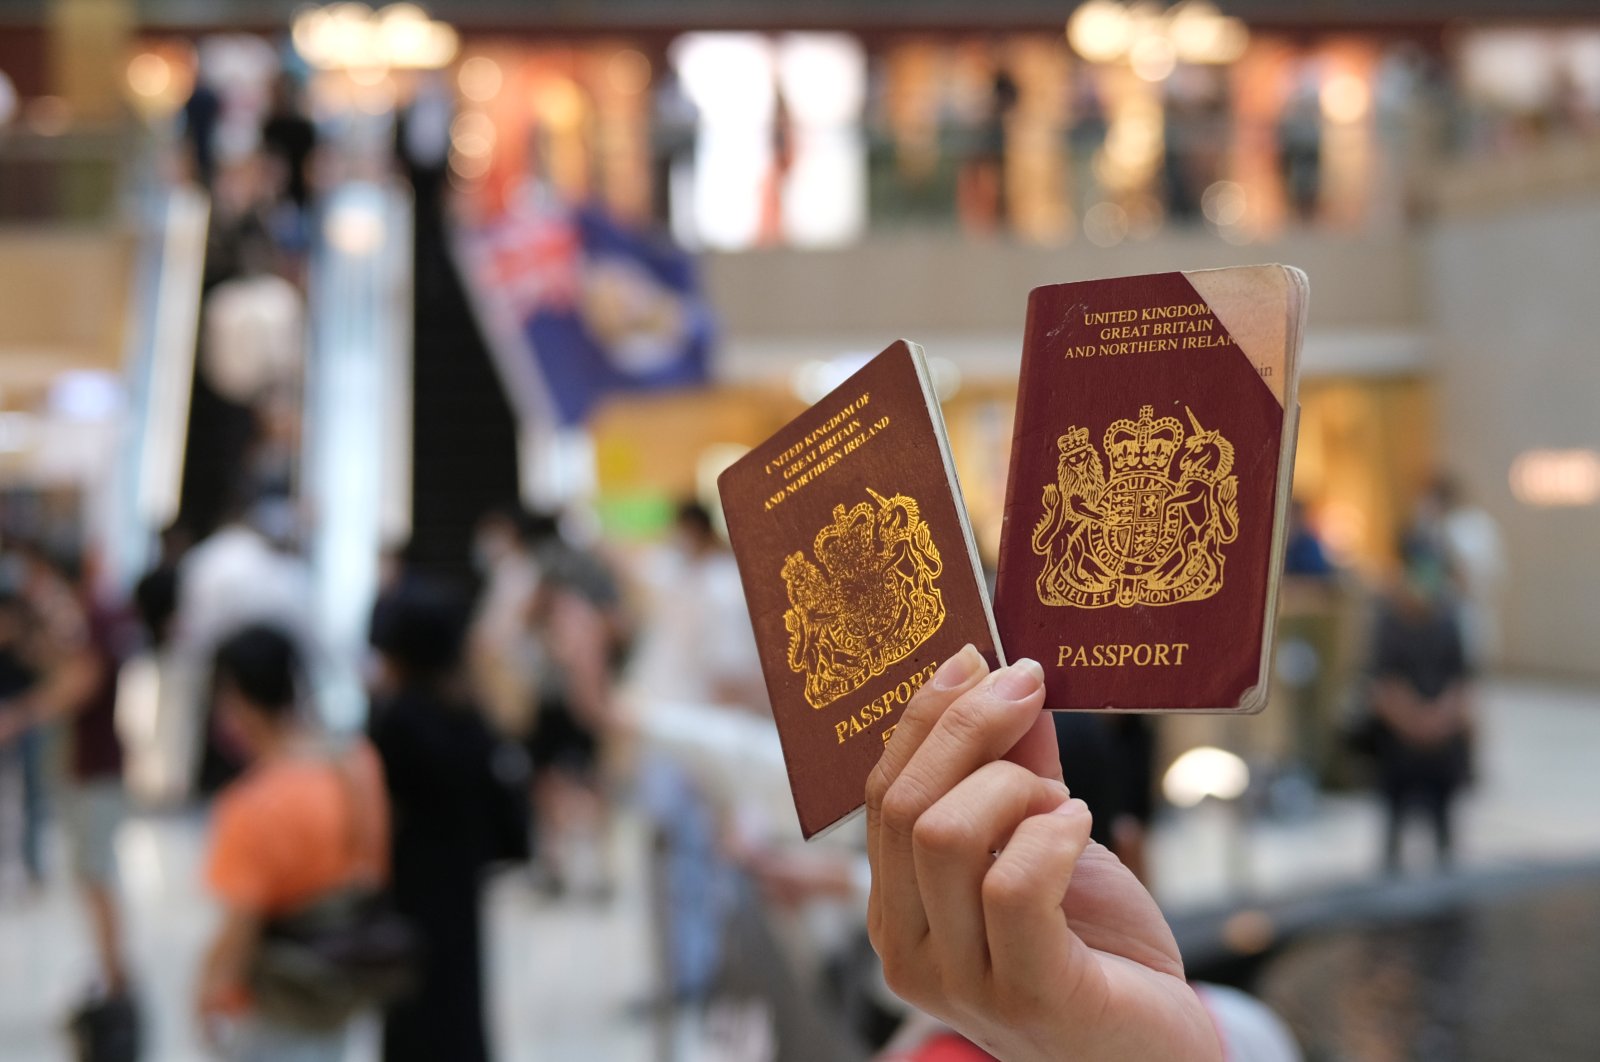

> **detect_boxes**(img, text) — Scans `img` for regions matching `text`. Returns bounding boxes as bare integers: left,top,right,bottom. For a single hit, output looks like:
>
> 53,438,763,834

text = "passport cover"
993,267,1305,712
718,341,1001,838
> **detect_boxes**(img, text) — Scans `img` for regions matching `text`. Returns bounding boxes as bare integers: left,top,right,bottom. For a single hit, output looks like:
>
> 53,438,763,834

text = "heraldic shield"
1032,405,1240,609
782,488,947,709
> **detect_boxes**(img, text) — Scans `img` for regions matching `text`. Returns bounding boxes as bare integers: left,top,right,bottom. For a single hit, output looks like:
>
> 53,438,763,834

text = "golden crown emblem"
1104,405,1185,473
1057,425,1093,456
782,488,947,709
1034,402,1240,609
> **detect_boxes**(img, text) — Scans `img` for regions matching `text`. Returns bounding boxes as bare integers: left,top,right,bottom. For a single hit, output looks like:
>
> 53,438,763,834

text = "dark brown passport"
718,341,1000,838
993,267,1306,712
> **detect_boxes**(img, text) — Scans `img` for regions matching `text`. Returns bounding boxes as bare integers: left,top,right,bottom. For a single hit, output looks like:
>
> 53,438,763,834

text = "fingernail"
991,658,1045,701
932,644,982,689
1052,797,1089,817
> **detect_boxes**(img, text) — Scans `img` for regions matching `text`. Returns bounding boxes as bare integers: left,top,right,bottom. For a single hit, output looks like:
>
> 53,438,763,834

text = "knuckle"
976,758,1037,793
879,776,934,837
981,860,1037,915
864,762,891,815
938,692,990,745
878,950,926,1006
911,803,978,859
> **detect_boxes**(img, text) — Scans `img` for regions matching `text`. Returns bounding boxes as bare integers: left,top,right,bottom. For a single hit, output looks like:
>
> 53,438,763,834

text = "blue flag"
461,196,714,426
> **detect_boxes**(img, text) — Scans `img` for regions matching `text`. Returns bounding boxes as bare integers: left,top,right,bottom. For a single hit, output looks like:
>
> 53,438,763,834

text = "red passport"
993,266,1307,712
718,341,1000,838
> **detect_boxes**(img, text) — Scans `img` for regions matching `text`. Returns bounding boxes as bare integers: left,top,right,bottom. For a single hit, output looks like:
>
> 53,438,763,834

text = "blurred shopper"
259,74,318,262
651,68,699,227
369,577,530,1062
123,525,192,805
199,625,390,1061
396,70,452,205
203,156,279,291
1368,540,1474,874
0,582,45,889
958,53,1018,234
260,74,318,213
181,73,223,190
1283,499,1336,578
525,510,630,647
177,494,315,795
629,500,764,712
1277,81,1322,220
524,513,626,898
1052,713,1153,886
0,546,139,1045
1414,474,1506,669
467,506,541,740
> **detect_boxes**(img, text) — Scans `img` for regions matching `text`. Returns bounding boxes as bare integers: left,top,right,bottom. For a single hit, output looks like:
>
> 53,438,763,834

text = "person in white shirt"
629,501,764,713
173,496,316,795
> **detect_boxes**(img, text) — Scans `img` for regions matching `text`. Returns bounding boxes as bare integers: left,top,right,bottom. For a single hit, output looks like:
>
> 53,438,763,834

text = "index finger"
865,644,989,945
871,644,991,799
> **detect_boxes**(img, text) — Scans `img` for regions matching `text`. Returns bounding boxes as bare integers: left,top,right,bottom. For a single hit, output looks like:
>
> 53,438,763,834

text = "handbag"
67,993,141,1062
248,745,418,1030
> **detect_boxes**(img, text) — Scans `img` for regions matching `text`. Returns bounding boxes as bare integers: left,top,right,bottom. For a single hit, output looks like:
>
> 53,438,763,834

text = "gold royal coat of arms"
1032,405,1239,609
782,489,947,709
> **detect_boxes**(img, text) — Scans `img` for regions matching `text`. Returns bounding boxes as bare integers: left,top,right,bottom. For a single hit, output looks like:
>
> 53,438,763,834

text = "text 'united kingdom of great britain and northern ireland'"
1063,301,1230,359
761,391,892,512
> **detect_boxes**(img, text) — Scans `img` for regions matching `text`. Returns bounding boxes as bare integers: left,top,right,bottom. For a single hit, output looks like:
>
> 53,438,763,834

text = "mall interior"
1,0,1599,1059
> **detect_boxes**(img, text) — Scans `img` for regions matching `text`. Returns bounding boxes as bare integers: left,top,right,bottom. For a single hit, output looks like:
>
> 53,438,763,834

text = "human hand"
195,991,232,1057
865,646,1221,1062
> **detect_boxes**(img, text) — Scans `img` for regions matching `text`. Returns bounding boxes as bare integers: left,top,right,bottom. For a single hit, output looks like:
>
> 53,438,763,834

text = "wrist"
984,978,1222,1062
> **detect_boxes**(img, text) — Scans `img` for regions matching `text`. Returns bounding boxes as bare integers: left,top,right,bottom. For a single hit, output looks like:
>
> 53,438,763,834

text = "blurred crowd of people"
0,488,776,1060
0,463,1509,1060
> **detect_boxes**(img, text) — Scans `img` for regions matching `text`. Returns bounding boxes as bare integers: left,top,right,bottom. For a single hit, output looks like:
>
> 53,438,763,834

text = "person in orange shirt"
197,625,390,1061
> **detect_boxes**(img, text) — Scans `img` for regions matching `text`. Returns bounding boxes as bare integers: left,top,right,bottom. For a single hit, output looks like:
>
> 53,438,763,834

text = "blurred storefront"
1,0,1597,672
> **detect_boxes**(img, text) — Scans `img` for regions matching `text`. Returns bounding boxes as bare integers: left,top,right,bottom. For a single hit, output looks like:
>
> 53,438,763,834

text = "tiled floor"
1151,678,1600,911
1,677,1597,1061
0,813,656,1062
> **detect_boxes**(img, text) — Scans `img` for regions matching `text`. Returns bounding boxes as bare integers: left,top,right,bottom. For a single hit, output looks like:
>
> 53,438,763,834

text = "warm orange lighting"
1163,746,1249,807
449,150,491,180
533,78,585,130
126,53,172,98
1129,36,1176,81
1320,73,1370,124
450,111,495,150
1201,180,1247,225
606,49,652,96
348,64,387,86
1066,0,1135,64
1510,449,1600,507
1082,201,1130,246
292,2,459,73
1067,0,1249,71
457,56,503,101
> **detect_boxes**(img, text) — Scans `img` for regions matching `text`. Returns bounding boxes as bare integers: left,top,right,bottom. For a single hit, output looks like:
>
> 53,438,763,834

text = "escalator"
404,167,521,585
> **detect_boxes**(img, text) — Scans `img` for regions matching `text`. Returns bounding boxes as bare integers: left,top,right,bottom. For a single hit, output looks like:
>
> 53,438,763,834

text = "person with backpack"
198,625,393,1061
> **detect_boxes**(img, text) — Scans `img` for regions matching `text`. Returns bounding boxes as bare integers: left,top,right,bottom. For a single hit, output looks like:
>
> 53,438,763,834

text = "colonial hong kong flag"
459,195,714,426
